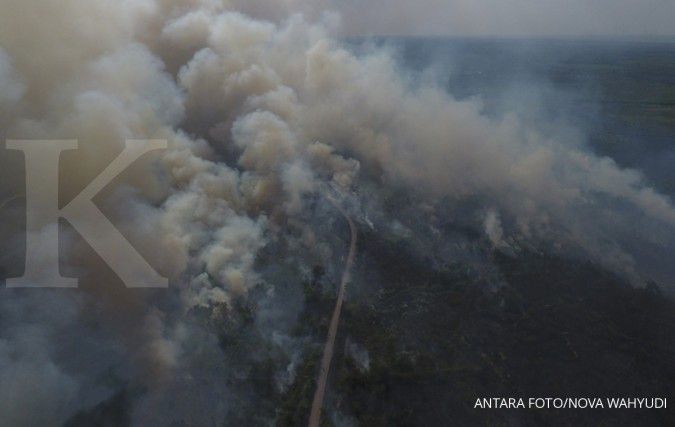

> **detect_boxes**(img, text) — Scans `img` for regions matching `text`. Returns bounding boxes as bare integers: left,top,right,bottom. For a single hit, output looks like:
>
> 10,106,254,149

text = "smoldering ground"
1,1,674,426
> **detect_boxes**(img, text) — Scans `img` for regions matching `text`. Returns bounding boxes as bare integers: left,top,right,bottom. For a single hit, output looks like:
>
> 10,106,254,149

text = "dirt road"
308,196,358,427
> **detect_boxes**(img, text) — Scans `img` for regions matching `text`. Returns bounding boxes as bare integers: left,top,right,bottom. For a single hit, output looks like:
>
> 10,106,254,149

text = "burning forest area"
1,1,674,426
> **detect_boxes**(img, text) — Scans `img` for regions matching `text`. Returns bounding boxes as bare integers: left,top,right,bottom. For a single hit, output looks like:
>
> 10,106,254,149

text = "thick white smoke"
1,1,674,425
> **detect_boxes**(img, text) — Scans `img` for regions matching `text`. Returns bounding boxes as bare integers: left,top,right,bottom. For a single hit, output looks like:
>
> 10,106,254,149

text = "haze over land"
236,0,675,38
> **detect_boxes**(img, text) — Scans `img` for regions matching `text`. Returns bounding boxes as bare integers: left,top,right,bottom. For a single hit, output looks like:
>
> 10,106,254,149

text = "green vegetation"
287,227,675,426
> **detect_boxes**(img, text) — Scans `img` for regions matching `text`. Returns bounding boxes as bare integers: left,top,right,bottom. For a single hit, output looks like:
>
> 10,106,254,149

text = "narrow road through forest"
308,195,358,427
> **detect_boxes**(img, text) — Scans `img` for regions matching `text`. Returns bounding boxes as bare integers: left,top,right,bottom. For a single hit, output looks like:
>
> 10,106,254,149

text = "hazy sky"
242,0,675,37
